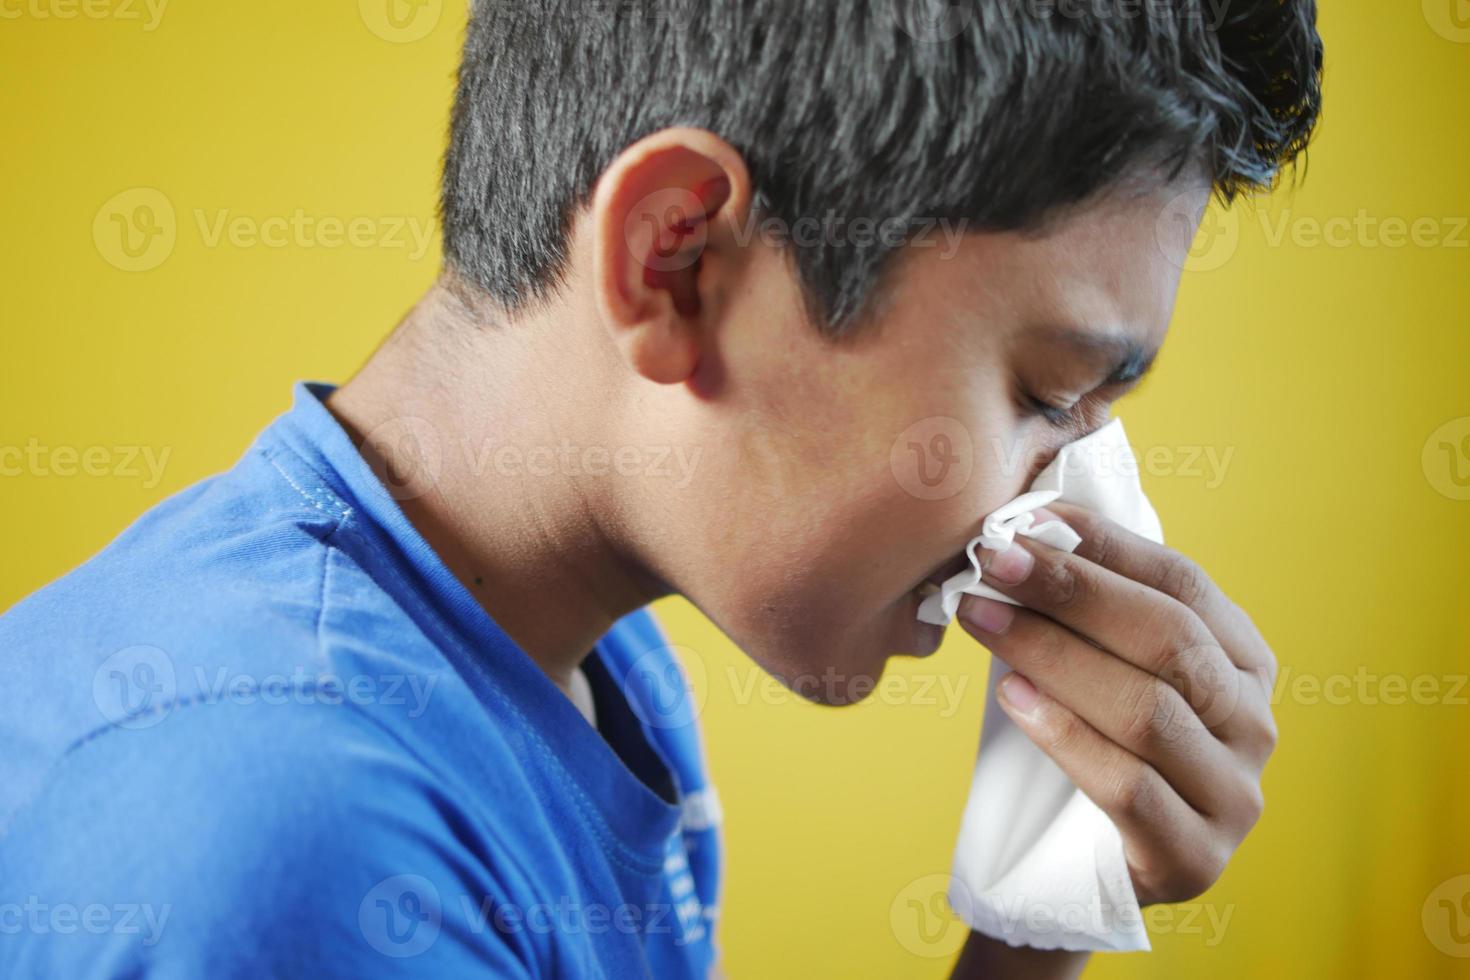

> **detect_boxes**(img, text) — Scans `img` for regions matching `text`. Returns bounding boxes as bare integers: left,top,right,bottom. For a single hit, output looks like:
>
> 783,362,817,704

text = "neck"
326,279,664,695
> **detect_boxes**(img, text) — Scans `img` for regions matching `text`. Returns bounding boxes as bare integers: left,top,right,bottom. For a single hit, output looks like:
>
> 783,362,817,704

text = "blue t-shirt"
0,383,721,978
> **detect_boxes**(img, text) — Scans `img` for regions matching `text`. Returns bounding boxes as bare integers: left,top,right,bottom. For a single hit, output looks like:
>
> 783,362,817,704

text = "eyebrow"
1040,326,1159,387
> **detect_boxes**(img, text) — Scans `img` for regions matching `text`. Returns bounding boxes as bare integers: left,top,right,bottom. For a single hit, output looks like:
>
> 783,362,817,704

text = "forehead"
895,185,1208,357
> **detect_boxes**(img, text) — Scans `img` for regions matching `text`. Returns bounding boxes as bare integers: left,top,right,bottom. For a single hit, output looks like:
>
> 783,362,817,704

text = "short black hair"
441,0,1322,334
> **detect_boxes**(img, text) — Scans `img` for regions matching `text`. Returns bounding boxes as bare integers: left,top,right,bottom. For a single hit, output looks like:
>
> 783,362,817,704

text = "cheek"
975,420,1065,500
883,415,1041,557
713,447,983,630
673,459,914,668
666,341,1052,672
764,406,1042,595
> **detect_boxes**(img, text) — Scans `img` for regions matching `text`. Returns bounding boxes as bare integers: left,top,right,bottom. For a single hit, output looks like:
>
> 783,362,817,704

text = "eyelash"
1023,391,1080,429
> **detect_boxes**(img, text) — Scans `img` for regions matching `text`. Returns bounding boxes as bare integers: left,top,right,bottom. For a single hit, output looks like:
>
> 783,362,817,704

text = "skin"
328,127,1278,977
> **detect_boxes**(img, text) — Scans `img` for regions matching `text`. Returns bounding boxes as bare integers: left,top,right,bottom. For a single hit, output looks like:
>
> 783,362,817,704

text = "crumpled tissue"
918,417,1163,952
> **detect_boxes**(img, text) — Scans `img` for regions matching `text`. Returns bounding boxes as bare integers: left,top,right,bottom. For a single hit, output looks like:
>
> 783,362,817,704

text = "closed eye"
1021,390,1080,429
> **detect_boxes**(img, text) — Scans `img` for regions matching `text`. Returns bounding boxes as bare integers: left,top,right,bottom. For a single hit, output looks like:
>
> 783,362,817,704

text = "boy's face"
641,185,1209,702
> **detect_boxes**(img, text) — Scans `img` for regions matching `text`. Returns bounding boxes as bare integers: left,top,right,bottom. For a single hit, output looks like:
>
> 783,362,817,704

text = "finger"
977,541,1267,750
1043,501,1276,680
982,530,1234,684
989,670,1219,901
961,598,1247,815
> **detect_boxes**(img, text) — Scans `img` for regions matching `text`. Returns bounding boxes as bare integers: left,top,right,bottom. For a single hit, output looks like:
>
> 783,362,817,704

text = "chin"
742,597,948,707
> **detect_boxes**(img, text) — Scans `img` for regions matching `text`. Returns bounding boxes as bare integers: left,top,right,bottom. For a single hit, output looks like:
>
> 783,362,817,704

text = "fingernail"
984,545,1034,585
999,672,1040,714
960,596,1015,635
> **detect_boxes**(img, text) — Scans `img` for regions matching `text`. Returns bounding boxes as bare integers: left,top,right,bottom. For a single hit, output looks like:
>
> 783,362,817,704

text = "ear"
590,128,751,385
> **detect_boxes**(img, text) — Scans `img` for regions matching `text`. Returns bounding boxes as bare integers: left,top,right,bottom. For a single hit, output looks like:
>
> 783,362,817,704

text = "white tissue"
920,417,1163,952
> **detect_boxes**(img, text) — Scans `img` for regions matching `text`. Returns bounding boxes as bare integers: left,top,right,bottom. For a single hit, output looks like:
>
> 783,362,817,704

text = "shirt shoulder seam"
261,446,354,529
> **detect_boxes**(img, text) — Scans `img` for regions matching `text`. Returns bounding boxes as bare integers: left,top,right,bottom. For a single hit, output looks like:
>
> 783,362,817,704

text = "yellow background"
2,2,1467,977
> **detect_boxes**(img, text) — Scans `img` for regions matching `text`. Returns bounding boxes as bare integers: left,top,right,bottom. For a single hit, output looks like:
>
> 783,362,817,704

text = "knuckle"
1159,554,1213,610
1035,555,1092,612
1166,856,1224,904
1037,703,1085,755
1121,680,1186,753
1260,713,1279,754
1205,845,1232,889
1229,603,1281,684
1239,780,1266,826
1256,641,1280,688
1150,635,1196,687
1084,519,1123,570
1107,767,1158,824
1244,707,1279,760
1025,624,1071,676
1140,843,1232,905
1243,657,1278,704
1163,645,1241,727
1236,603,1262,640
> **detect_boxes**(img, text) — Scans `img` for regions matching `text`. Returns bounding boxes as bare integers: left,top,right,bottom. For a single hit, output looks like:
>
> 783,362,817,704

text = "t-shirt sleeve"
0,698,537,979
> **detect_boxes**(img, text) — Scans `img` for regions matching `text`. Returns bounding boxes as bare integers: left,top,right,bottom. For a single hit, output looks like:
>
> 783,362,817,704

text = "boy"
0,1,1320,976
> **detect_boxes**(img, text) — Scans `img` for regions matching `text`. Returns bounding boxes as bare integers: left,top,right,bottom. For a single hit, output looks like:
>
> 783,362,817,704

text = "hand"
955,501,1278,907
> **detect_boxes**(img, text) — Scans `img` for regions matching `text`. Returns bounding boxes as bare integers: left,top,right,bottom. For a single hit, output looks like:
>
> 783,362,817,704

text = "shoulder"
0,443,350,655
0,696,538,978
0,443,436,829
